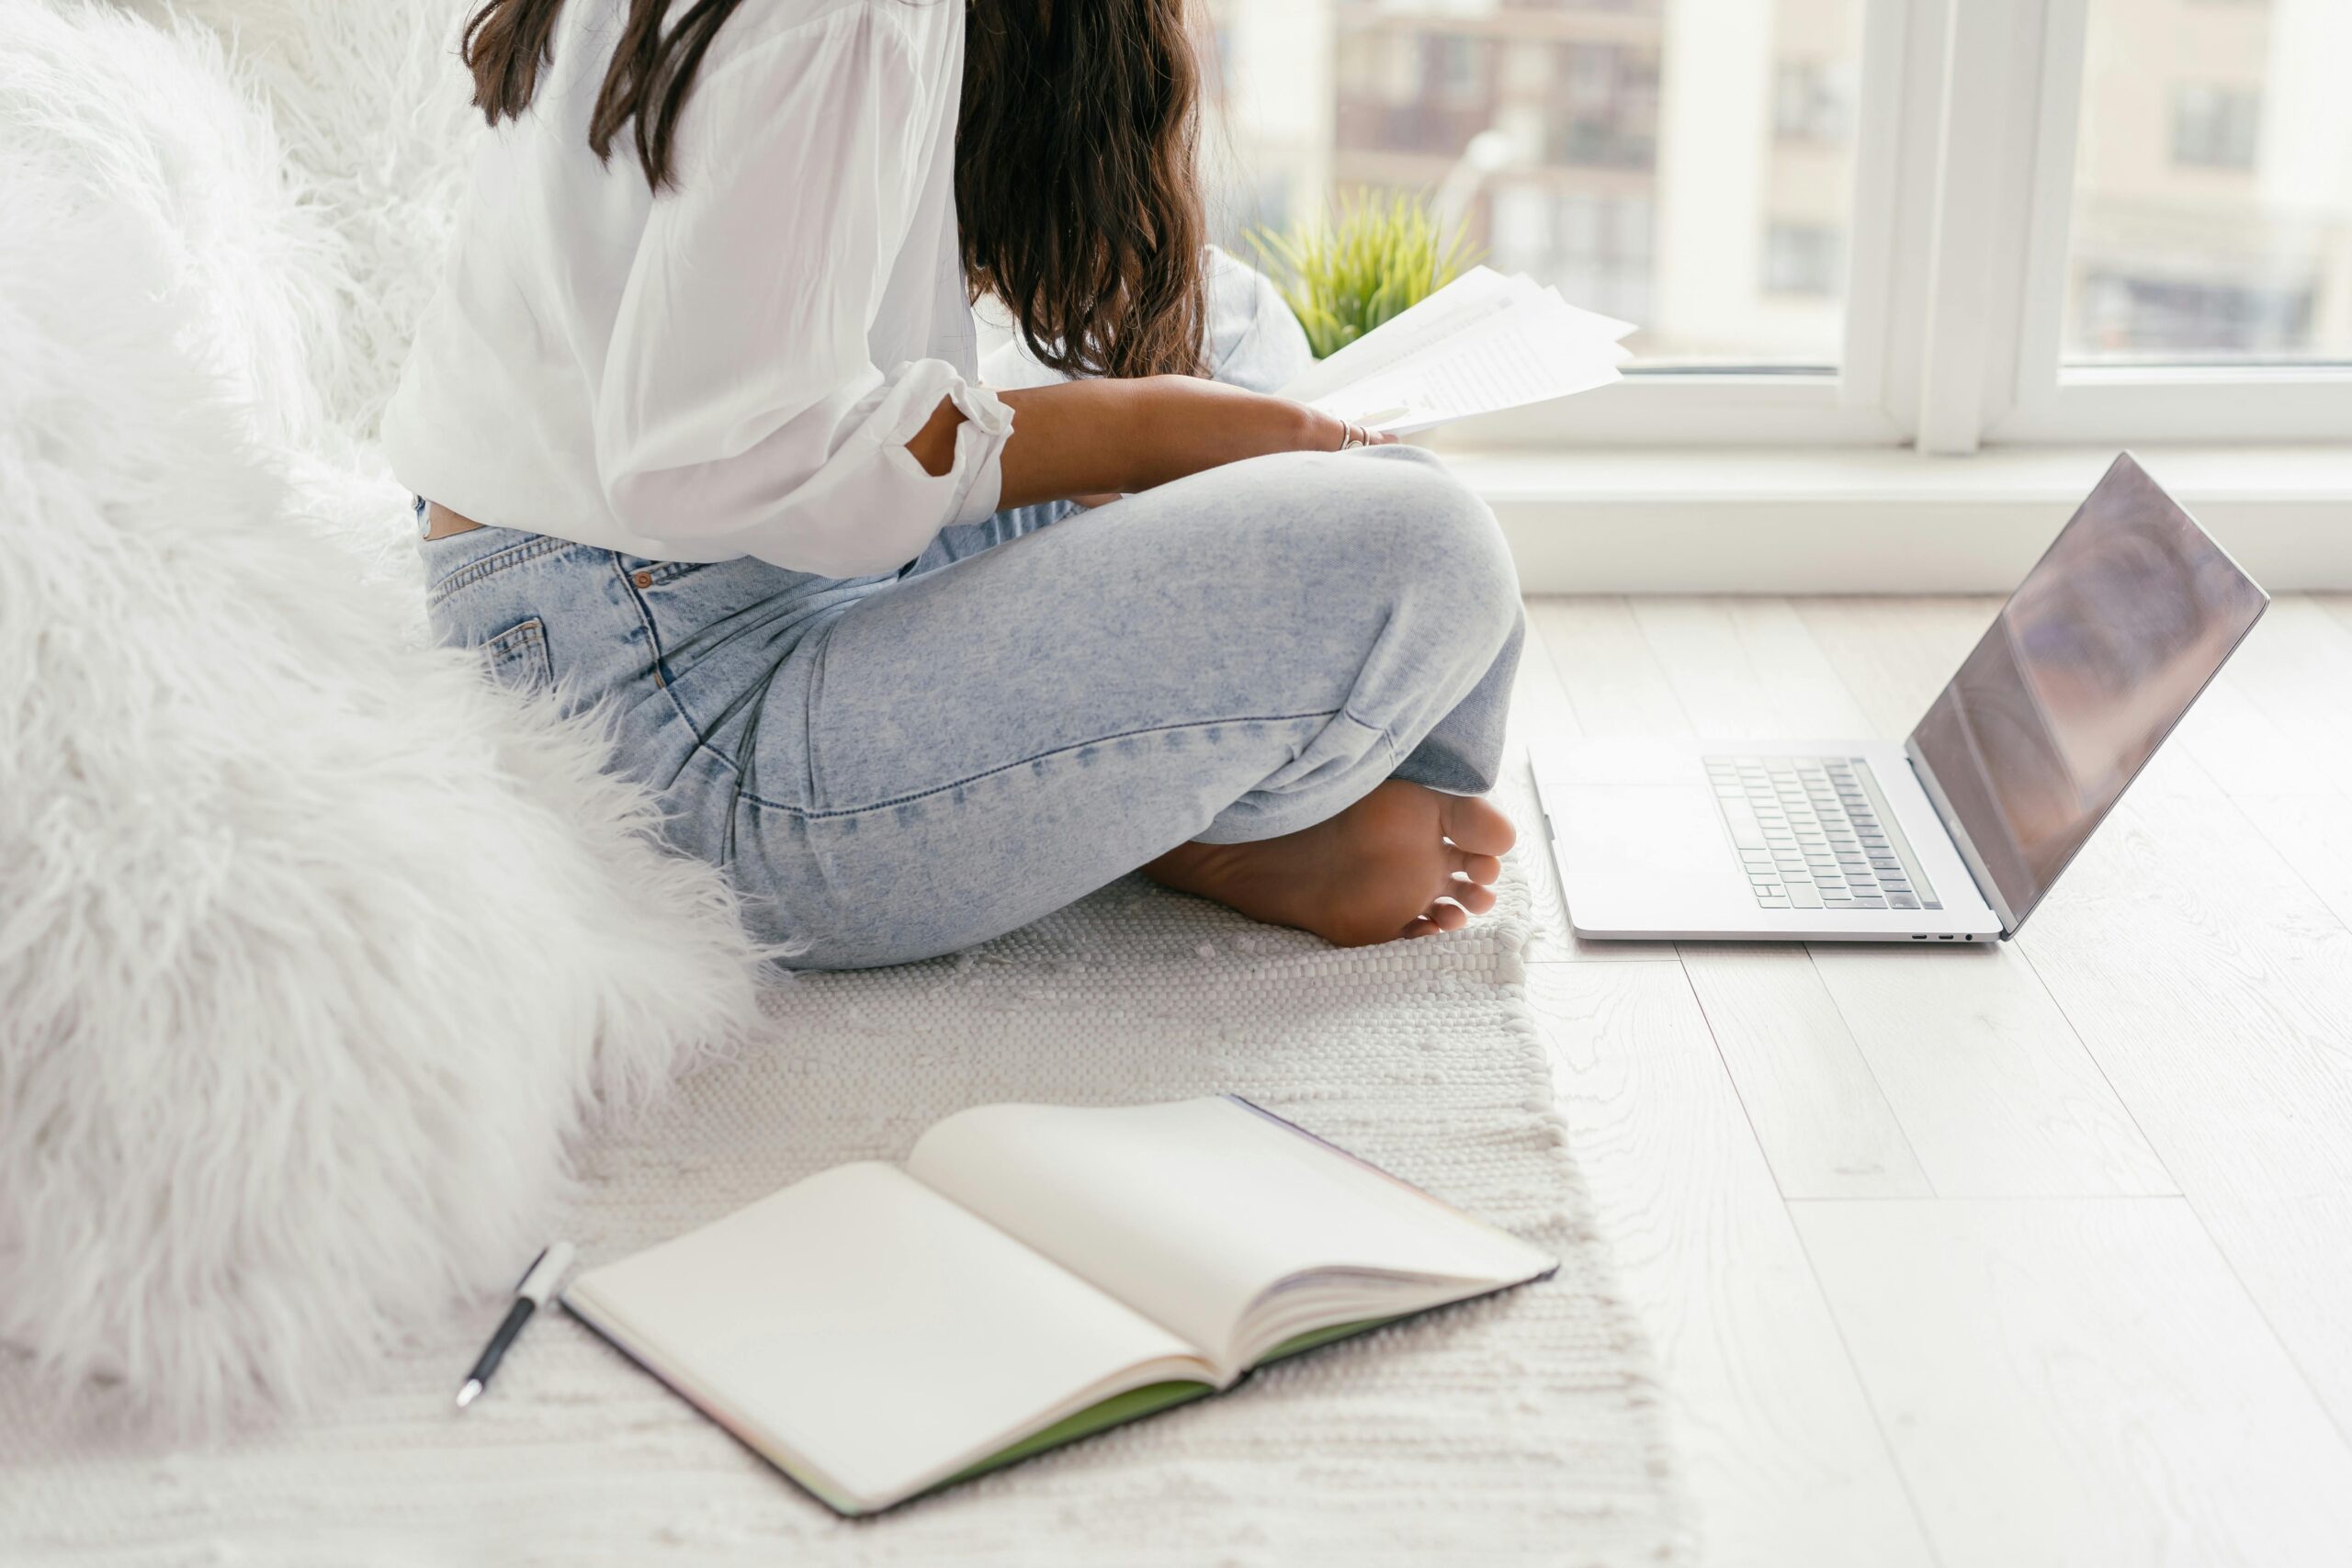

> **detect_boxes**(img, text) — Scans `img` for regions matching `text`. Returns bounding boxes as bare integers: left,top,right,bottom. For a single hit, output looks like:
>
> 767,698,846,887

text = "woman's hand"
963,376,1397,513
1114,375,1395,492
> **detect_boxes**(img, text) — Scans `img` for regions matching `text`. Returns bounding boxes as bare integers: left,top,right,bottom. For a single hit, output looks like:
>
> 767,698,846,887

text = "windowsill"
1442,444,2352,593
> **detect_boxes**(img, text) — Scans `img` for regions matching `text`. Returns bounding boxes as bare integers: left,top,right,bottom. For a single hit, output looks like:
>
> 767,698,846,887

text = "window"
1551,44,1657,168
2063,0,2351,369
2078,274,2313,357
1764,222,1844,298
1199,0,2352,451
1430,35,1487,111
2169,85,2261,171
1773,60,1855,143
1205,0,1864,373
1490,189,1657,322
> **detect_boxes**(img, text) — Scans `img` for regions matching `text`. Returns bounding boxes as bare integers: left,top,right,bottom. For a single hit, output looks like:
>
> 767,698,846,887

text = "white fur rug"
0,823,1683,1566
0,0,768,1434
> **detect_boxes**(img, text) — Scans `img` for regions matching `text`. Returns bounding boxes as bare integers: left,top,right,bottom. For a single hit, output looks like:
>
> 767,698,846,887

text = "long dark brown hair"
462,0,1206,379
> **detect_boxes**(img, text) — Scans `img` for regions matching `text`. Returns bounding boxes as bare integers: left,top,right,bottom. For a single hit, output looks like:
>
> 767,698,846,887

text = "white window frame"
1988,0,2352,446
1429,0,2352,456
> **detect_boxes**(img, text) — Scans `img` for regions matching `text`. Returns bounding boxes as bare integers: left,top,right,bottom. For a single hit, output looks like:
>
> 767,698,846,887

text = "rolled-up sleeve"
593,9,1012,576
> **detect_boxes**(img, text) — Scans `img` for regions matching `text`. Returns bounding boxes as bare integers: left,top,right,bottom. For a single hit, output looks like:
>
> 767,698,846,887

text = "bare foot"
1144,781,1518,947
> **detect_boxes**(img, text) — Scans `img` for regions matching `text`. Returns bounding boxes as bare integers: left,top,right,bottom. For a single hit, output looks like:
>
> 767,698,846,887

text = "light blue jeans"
420,279,1522,968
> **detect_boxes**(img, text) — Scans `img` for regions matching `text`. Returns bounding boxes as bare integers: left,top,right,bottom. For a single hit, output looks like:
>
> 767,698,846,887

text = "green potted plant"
1250,190,1478,360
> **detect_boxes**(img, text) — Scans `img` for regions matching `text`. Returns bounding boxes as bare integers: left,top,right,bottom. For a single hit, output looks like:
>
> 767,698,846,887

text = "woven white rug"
1,782,1680,1567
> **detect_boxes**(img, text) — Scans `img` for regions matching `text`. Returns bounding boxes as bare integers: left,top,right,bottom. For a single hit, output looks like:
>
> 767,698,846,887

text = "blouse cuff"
941,378,1013,526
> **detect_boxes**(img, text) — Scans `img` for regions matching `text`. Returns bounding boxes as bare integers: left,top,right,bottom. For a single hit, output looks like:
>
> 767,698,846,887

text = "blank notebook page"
906,1099,1554,1367
564,1162,1195,1507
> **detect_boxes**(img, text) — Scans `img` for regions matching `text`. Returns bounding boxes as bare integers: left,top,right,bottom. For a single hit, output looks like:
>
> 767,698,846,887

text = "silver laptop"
1534,454,2268,943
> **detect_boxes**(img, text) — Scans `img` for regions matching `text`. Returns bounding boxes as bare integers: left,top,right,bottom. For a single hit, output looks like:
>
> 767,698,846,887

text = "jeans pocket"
424,532,572,612
481,615,555,697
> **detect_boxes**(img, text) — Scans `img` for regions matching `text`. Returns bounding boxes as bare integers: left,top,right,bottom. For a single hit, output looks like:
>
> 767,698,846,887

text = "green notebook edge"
562,1303,1410,1518
574,1269,1560,1517
928,1315,1399,1498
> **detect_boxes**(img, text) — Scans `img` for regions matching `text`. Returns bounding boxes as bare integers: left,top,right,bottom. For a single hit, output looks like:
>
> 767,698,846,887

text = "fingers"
1328,419,1402,452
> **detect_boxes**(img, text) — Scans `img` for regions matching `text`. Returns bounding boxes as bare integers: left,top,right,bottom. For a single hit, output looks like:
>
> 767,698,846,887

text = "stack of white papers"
1279,265,1636,436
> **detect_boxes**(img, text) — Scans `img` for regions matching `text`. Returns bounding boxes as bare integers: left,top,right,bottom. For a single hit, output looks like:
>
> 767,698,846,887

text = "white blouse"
384,0,1012,577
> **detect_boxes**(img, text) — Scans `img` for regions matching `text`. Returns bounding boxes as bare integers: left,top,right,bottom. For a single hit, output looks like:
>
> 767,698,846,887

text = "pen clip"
513,1244,551,1292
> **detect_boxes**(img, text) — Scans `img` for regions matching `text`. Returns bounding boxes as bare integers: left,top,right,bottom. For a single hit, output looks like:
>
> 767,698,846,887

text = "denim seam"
1351,705,1404,773
484,616,553,692
424,534,575,608
611,556,673,692
724,707,1351,821
630,559,705,589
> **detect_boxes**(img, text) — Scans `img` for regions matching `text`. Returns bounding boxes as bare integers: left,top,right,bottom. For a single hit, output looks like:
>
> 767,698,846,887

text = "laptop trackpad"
1553,783,1743,923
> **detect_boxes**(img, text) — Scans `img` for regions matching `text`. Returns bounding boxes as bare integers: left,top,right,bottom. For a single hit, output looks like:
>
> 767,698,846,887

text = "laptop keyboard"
1705,756,1941,912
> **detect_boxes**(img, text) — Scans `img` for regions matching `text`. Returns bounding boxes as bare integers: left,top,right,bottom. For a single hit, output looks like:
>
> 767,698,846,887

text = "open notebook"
1281,265,1637,436
562,1096,1556,1516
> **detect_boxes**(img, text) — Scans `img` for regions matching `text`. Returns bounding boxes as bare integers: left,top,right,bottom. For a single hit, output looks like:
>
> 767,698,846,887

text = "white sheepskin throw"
119,0,484,445
0,1,767,1432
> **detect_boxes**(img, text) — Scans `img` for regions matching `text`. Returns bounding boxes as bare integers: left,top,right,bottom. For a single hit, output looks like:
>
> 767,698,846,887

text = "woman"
386,0,1523,969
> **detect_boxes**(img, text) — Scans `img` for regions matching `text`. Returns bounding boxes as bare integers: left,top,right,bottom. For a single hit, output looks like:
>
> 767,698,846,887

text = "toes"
1450,879,1498,915
1451,849,1503,886
1438,792,1518,856
1398,894,1482,942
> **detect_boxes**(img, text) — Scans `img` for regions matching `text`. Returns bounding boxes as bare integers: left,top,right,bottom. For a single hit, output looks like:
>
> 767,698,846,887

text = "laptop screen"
1906,454,2267,931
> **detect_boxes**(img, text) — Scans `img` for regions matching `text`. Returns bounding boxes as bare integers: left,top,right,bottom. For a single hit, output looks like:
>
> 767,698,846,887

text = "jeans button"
632,570,653,589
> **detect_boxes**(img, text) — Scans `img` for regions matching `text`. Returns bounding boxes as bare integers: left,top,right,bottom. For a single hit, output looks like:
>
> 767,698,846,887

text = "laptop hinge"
1902,739,2019,938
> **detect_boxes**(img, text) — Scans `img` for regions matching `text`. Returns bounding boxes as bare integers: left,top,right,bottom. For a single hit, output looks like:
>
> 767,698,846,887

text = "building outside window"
2170,84,2263,170
1772,59,1854,144
1206,0,1853,367
1763,221,1844,298
2067,0,2346,370
1198,0,2352,446
2077,275,2314,356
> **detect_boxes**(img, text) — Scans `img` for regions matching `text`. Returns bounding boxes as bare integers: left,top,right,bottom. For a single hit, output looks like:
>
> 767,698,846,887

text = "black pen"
455,1241,574,1410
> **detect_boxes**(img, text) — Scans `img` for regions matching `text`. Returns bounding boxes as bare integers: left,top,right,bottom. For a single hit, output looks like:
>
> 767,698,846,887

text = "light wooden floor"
1507,595,2352,1568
